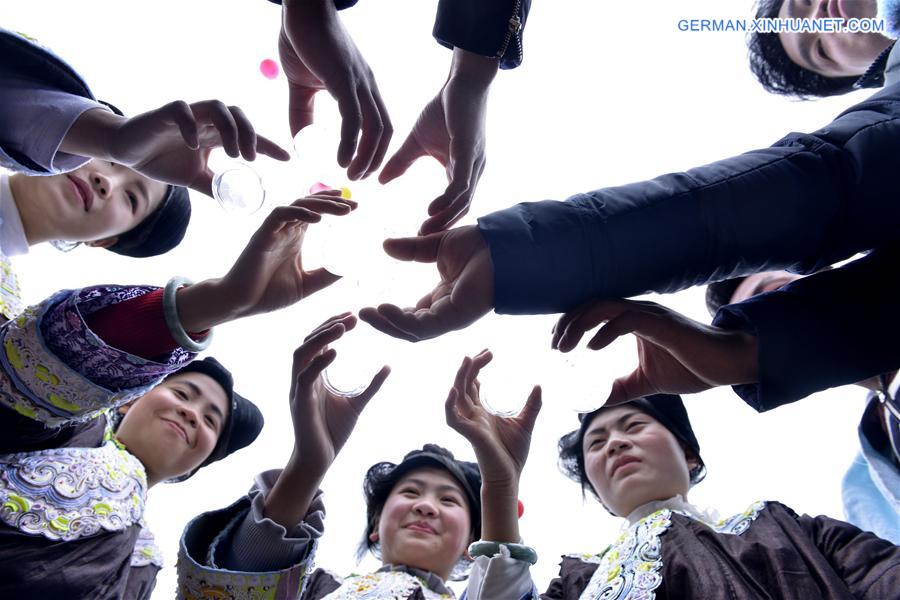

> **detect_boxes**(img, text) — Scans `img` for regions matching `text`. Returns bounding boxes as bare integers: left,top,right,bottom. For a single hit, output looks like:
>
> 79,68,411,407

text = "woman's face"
115,372,229,485
778,0,893,78
582,406,696,517
9,160,168,246
376,466,473,580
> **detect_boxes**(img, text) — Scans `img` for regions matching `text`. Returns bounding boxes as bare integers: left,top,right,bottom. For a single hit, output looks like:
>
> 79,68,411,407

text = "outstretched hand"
359,225,494,342
176,191,357,333
280,1,391,180
379,49,496,235
66,100,291,196
289,313,391,473
551,298,759,406
263,313,390,530
445,350,542,485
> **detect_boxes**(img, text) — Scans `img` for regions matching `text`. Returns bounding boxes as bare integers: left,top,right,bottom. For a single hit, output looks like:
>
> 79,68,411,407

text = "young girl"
458,381,900,598
174,319,538,599
0,193,354,599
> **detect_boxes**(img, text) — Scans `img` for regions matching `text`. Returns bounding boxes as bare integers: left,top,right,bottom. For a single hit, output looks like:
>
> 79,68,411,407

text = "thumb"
518,385,543,432
382,231,446,263
378,133,425,184
302,267,342,297
604,371,656,407
189,166,215,198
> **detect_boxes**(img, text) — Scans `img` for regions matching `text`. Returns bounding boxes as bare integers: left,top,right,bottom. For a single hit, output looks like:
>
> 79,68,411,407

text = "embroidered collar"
376,564,453,596
624,495,720,528
572,501,766,600
325,568,455,599
0,432,148,541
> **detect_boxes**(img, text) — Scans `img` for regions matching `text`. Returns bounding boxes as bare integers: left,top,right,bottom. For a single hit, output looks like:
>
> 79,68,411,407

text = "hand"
177,191,356,331
551,299,760,406
379,50,496,235
445,350,542,486
358,225,494,342
264,312,389,529
289,313,391,474
280,1,391,180
65,100,291,196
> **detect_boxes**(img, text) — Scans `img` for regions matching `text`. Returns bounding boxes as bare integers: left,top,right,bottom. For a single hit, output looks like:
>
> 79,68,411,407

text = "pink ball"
259,59,279,80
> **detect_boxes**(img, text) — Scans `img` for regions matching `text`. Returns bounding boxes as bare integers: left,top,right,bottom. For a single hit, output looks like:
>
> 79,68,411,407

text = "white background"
4,1,875,596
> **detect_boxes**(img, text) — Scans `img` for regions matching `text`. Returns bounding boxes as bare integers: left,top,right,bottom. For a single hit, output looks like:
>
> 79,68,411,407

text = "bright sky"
4,1,878,597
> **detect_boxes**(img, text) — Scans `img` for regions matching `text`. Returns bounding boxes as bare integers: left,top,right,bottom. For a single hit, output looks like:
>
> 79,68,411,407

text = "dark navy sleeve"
433,0,531,69
477,82,900,314
712,244,900,412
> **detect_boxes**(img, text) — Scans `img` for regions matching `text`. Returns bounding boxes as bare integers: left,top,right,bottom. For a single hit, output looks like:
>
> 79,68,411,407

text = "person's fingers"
295,347,338,394
604,371,656,407
302,267,343,297
287,83,317,138
256,134,292,162
552,304,591,350
304,312,356,342
382,232,446,263
586,309,659,352
357,307,419,342
201,100,241,158
363,89,393,179
558,300,631,352
517,385,543,433
420,196,471,236
335,90,363,168
470,349,493,375
166,100,199,149
444,387,463,428
227,105,258,161
352,365,392,409
347,89,384,180
414,292,434,311
264,205,323,230
452,356,473,397
292,196,356,215
291,325,345,394
377,133,425,185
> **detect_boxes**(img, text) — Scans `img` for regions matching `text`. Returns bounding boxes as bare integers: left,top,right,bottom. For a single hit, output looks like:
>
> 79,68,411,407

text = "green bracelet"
468,541,538,565
163,277,213,353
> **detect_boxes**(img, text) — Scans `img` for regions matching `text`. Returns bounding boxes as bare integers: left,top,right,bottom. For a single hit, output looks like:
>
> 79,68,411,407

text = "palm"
109,117,210,188
408,96,451,165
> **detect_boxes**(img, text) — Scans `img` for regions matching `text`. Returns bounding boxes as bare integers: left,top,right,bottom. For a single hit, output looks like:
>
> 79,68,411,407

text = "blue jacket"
478,81,900,316
268,0,530,69
712,244,900,410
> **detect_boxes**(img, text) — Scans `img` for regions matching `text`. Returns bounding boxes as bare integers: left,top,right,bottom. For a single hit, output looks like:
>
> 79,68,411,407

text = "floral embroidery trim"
131,524,164,569
0,252,23,322
323,571,455,599
0,436,147,541
573,501,766,600
0,288,182,427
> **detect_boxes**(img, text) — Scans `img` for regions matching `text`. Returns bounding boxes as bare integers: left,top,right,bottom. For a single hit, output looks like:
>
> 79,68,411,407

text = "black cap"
360,444,482,561
108,184,191,258
559,394,706,501
171,357,264,475
95,100,191,259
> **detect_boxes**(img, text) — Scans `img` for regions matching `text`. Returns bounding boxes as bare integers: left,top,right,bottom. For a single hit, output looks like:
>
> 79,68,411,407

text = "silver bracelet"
163,277,212,353
468,541,537,565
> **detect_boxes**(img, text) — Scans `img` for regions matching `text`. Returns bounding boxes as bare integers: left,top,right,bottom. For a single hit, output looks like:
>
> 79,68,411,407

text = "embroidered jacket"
0,285,194,599
539,501,900,600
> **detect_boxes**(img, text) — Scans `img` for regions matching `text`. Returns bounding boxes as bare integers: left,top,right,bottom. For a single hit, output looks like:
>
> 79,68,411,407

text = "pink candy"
259,59,279,80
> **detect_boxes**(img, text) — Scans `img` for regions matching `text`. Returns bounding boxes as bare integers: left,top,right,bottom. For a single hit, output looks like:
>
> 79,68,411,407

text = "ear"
369,531,379,543
84,236,118,249
117,400,136,416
